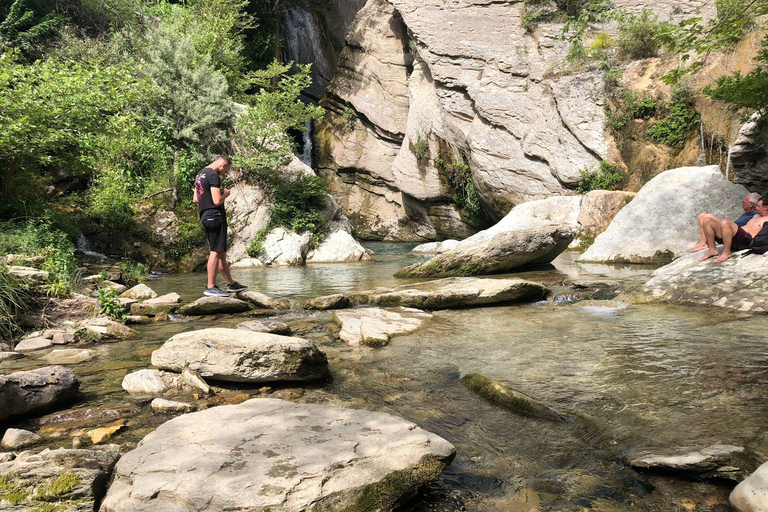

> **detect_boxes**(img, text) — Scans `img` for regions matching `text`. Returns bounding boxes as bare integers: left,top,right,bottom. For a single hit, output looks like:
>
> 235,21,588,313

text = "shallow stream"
4,246,768,511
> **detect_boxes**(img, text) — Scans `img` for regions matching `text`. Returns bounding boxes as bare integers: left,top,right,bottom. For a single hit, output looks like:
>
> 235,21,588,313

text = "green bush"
120,261,148,286
0,265,35,340
411,136,430,166
578,161,624,192
648,85,700,148
705,37,768,113
97,287,126,320
343,106,357,130
270,174,328,234
436,148,486,227
615,9,666,60
246,228,269,257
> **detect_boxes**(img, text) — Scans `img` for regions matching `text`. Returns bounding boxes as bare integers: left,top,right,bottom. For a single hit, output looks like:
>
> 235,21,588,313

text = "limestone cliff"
317,0,723,241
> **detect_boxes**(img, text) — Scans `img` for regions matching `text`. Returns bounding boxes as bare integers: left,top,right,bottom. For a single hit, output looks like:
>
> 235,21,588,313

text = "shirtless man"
690,192,760,253
700,197,768,263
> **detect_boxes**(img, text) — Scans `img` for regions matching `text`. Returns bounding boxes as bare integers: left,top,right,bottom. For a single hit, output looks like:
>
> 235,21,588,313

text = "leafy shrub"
578,161,624,192
705,38,768,112
120,261,148,286
270,174,328,234
246,228,269,257
98,287,126,320
615,9,665,60
605,89,661,133
0,265,34,340
436,148,486,227
343,106,357,130
648,85,701,148
88,169,137,232
411,136,430,166
167,214,206,260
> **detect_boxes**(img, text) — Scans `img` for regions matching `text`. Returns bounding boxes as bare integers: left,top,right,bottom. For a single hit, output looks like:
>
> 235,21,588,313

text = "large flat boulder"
334,307,433,347
0,448,119,511
580,166,749,263
643,252,768,313
731,461,768,512
0,366,80,421
151,328,330,383
361,277,550,309
100,398,455,512
178,296,253,316
394,225,573,278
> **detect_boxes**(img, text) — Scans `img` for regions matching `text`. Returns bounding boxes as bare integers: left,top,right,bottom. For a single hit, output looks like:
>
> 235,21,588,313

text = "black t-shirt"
194,167,225,219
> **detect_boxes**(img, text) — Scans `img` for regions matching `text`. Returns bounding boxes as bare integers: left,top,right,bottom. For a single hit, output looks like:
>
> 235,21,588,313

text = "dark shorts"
201,212,227,252
716,227,753,251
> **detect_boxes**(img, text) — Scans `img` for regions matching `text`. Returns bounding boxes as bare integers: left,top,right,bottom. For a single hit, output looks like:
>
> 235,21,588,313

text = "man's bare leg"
217,254,234,286
207,251,221,288
690,213,717,252
715,220,738,263
700,218,723,261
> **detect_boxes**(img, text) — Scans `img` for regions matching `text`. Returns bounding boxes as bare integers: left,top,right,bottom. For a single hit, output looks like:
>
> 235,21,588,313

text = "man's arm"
211,187,230,206
193,188,199,204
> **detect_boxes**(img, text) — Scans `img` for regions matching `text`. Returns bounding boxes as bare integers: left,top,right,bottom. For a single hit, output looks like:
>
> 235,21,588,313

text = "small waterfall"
76,234,107,260
725,143,734,179
281,7,334,102
299,119,313,167
698,120,705,164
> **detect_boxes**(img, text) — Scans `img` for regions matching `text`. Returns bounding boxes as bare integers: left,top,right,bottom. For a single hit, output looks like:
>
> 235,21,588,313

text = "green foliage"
0,474,26,504
0,0,65,57
88,169,137,232
246,228,268,257
436,148,486,227
577,161,624,192
705,38,768,112
605,89,661,133
270,173,328,234
234,61,324,174
343,106,357,130
647,85,701,148
120,261,147,285
98,287,126,320
615,9,666,60
411,136,430,166
0,265,34,340
167,213,206,260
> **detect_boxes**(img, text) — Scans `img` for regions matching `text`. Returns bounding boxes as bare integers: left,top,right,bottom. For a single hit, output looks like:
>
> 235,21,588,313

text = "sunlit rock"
0,366,80,421
334,307,432,347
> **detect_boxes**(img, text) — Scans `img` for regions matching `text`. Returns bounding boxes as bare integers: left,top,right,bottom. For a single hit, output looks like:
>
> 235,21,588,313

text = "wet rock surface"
151,328,330,383
236,319,292,335
0,366,80,422
462,373,567,422
235,290,290,310
79,318,138,341
629,444,749,481
178,296,253,316
100,398,455,512
334,307,433,347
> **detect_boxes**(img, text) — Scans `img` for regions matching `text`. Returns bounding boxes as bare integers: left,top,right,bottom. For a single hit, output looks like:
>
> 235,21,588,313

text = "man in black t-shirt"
193,155,247,297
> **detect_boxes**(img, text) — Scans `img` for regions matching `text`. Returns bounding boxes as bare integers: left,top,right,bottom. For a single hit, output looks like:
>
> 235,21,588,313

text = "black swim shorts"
201,212,227,252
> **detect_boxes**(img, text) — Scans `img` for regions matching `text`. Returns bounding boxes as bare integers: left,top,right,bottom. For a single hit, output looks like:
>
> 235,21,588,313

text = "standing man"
193,155,247,297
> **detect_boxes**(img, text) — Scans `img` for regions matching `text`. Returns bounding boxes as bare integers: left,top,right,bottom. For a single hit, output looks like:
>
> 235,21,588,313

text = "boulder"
52,331,76,345
411,240,460,253
79,318,138,340
643,252,768,313
577,190,635,239
395,225,574,278
1,428,40,450
302,293,351,310
361,277,550,309
237,320,292,336
151,398,194,413
225,181,274,263
130,292,181,316
125,315,152,325
178,296,253,316
230,257,265,268
39,349,95,365
0,366,80,421
629,444,748,481
151,328,330,383
262,227,311,266
235,290,290,310
103,280,127,294
121,369,168,395
0,448,119,511
118,297,138,311
7,266,48,284
731,461,768,512
100,398,455,512
580,166,749,263
333,307,433,347
306,222,372,264
119,284,157,300
13,336,53,353
182,368,212,396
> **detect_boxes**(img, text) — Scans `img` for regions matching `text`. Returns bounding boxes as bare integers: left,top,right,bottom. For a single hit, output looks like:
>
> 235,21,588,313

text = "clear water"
4,247,767,511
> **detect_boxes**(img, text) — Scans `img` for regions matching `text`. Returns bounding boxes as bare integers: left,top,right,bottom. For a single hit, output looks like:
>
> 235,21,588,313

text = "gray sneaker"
226,281,248,293
204,286,230,297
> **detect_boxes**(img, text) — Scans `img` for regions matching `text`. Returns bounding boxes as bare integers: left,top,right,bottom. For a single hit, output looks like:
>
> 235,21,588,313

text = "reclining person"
699,197,768,263
690,192,760,253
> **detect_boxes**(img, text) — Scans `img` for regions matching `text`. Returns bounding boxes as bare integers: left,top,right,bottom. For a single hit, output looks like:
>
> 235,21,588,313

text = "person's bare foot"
689,242,708,253
715,252,732,263
700,250,719,261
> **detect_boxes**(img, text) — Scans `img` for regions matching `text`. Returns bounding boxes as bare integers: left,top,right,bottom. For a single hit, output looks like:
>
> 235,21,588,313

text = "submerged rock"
0,366,80,421
39,349,95,365
580,166,748,263
394,225,574,278
629,444,748,481
178,296,253,316
334,307,433,347
731,461,768,512
100,398,455,512
237,319,292,336
643,251,768,313
119,283,158,300
0,448,119,511
461,373,566,422
151,398,194,413
151,328,330,383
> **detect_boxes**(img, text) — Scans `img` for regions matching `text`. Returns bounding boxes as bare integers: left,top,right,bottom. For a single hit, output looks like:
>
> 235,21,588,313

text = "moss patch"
35,472,80,502
0,475,27,504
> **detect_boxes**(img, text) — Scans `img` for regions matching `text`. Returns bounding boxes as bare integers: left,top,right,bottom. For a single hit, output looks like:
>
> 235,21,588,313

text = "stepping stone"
178,296,252,316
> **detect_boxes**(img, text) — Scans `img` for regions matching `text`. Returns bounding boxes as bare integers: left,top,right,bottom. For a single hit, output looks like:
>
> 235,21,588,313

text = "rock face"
396,225,574,278
629,444,748,481
731,113,768,194
226,181,272,263
178,296,253,316
151,328,330,383
643,251,768,312
100,398,455,512
334,307,433,346
731,461,768,512
580,166,749,263
317,0,623,241
0,366,80,421
0,448,119,511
